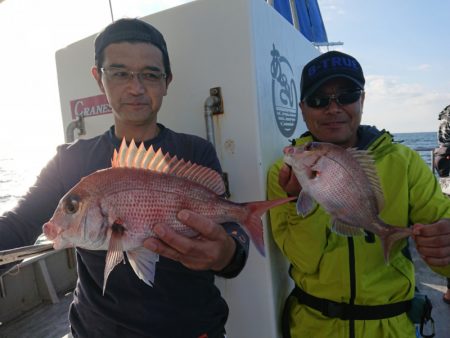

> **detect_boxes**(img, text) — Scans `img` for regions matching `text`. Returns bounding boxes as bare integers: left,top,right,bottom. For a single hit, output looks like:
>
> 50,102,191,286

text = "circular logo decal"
270,44,298,138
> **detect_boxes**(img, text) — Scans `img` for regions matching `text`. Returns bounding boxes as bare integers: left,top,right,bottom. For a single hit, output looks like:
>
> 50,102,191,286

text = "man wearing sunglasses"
268,51,450,338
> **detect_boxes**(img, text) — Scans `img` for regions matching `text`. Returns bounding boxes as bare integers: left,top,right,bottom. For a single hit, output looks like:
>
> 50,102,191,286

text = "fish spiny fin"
112,138,226,195
147,148,167,170
103,232,125,294
346,148,385,211
112,149,118,167
140,145,157,169
125,139,139,167
133,142,146,168
118,138,128,167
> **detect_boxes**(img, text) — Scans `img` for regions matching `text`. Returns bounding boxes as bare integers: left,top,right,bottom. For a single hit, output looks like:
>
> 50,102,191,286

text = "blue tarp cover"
273,0,328,43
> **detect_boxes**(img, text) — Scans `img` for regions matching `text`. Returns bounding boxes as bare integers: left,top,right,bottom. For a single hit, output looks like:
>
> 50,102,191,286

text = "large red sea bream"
43,139,294,292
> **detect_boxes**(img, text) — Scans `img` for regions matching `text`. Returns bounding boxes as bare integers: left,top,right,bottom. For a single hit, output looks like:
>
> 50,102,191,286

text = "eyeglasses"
304,90,363,109
100,67,167,86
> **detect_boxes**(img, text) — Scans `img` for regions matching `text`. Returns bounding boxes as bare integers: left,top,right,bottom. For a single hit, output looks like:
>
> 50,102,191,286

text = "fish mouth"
42,221,61,241
283,146,296,155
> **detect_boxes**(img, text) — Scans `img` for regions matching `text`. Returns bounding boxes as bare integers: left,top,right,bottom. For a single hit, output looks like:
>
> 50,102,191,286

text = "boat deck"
411,241,449,338
0,292,72,338
0,241,449,338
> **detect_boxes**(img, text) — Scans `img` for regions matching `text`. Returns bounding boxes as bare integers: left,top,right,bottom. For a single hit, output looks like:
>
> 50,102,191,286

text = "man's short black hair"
94,18,171,77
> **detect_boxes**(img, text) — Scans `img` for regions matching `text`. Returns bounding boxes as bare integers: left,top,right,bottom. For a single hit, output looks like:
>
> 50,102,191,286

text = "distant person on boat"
434,104,450,179
444,279,450,305
437,105,450,147
433,104,450,306
0,18,249,338
267,50,450,338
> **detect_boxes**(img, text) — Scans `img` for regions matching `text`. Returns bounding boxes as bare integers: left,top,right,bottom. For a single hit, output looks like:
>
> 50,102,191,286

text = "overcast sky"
319,0,450,134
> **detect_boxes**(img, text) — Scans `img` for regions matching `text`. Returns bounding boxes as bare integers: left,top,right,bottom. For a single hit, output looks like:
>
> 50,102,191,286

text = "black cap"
300,51,365,100
94,18,171,77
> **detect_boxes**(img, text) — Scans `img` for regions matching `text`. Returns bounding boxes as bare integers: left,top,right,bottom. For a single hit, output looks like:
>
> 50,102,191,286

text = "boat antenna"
108,0,114,22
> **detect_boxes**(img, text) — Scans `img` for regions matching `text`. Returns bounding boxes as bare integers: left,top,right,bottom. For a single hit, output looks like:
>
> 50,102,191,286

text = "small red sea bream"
43,139,294,293
283,141,412,263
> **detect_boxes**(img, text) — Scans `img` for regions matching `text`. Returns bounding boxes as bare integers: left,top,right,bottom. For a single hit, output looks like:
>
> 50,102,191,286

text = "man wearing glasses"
267,51,450,338
0,18,248,338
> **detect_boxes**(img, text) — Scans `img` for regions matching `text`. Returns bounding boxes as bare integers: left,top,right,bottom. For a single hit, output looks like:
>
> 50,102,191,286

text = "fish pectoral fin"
331,219,365,236
127,247,159,287
103,234,125,294
296,191,318,217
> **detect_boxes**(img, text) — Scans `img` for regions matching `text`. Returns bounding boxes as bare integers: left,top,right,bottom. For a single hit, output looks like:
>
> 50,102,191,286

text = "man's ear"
360,91,365,110
163,73,173,96
299,101,306,121
91,66,105,93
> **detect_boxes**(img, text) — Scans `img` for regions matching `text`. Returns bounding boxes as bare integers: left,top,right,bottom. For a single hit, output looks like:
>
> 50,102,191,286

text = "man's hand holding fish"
278,162,302,197
144,209,237,272
413,218,450,268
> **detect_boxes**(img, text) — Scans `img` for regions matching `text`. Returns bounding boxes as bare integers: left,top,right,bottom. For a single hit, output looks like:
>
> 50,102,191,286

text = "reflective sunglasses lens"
305,90,362,108
305,97,329,108
337,91,362,105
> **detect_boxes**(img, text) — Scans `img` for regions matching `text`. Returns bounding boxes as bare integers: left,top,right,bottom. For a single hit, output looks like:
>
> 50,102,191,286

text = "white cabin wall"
249,2,320,335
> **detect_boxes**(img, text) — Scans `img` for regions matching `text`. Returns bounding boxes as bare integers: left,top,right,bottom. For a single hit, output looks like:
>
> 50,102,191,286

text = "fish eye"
304,142,313,151
64,195,80,214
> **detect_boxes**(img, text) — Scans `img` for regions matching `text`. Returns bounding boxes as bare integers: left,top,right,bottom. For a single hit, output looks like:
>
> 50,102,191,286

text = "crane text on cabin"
70,95,112,119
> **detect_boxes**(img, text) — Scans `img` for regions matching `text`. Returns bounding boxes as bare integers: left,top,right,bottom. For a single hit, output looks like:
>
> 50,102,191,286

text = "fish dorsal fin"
346,148,385,211
112,138,226,196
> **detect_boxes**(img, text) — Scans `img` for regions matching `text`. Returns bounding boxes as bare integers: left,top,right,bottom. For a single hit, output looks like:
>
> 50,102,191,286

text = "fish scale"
311,156,378,222
96,169,219,237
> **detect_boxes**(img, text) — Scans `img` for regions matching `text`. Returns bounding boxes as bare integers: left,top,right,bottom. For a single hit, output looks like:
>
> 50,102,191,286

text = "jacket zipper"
348,237,356,338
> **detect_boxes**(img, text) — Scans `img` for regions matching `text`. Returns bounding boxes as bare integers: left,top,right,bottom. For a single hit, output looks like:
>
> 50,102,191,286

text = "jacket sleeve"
267,159,291,254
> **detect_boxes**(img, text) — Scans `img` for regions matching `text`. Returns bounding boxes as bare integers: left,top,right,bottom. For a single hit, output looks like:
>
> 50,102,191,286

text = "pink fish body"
43,139,294,292
283,142,412,263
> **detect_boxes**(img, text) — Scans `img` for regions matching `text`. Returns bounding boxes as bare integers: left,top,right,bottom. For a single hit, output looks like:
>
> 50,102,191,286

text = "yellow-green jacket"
267,127,450,338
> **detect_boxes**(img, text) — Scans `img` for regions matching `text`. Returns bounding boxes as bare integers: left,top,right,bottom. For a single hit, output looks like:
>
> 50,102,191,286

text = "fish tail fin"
243,196,296,256
380,225,413,264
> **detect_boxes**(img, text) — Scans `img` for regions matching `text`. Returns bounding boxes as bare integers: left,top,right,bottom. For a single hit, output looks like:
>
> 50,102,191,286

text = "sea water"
0,144,57,214
393,131,437,170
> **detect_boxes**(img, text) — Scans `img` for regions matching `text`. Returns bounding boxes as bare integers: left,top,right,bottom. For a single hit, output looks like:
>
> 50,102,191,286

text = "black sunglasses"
304,90,363,108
